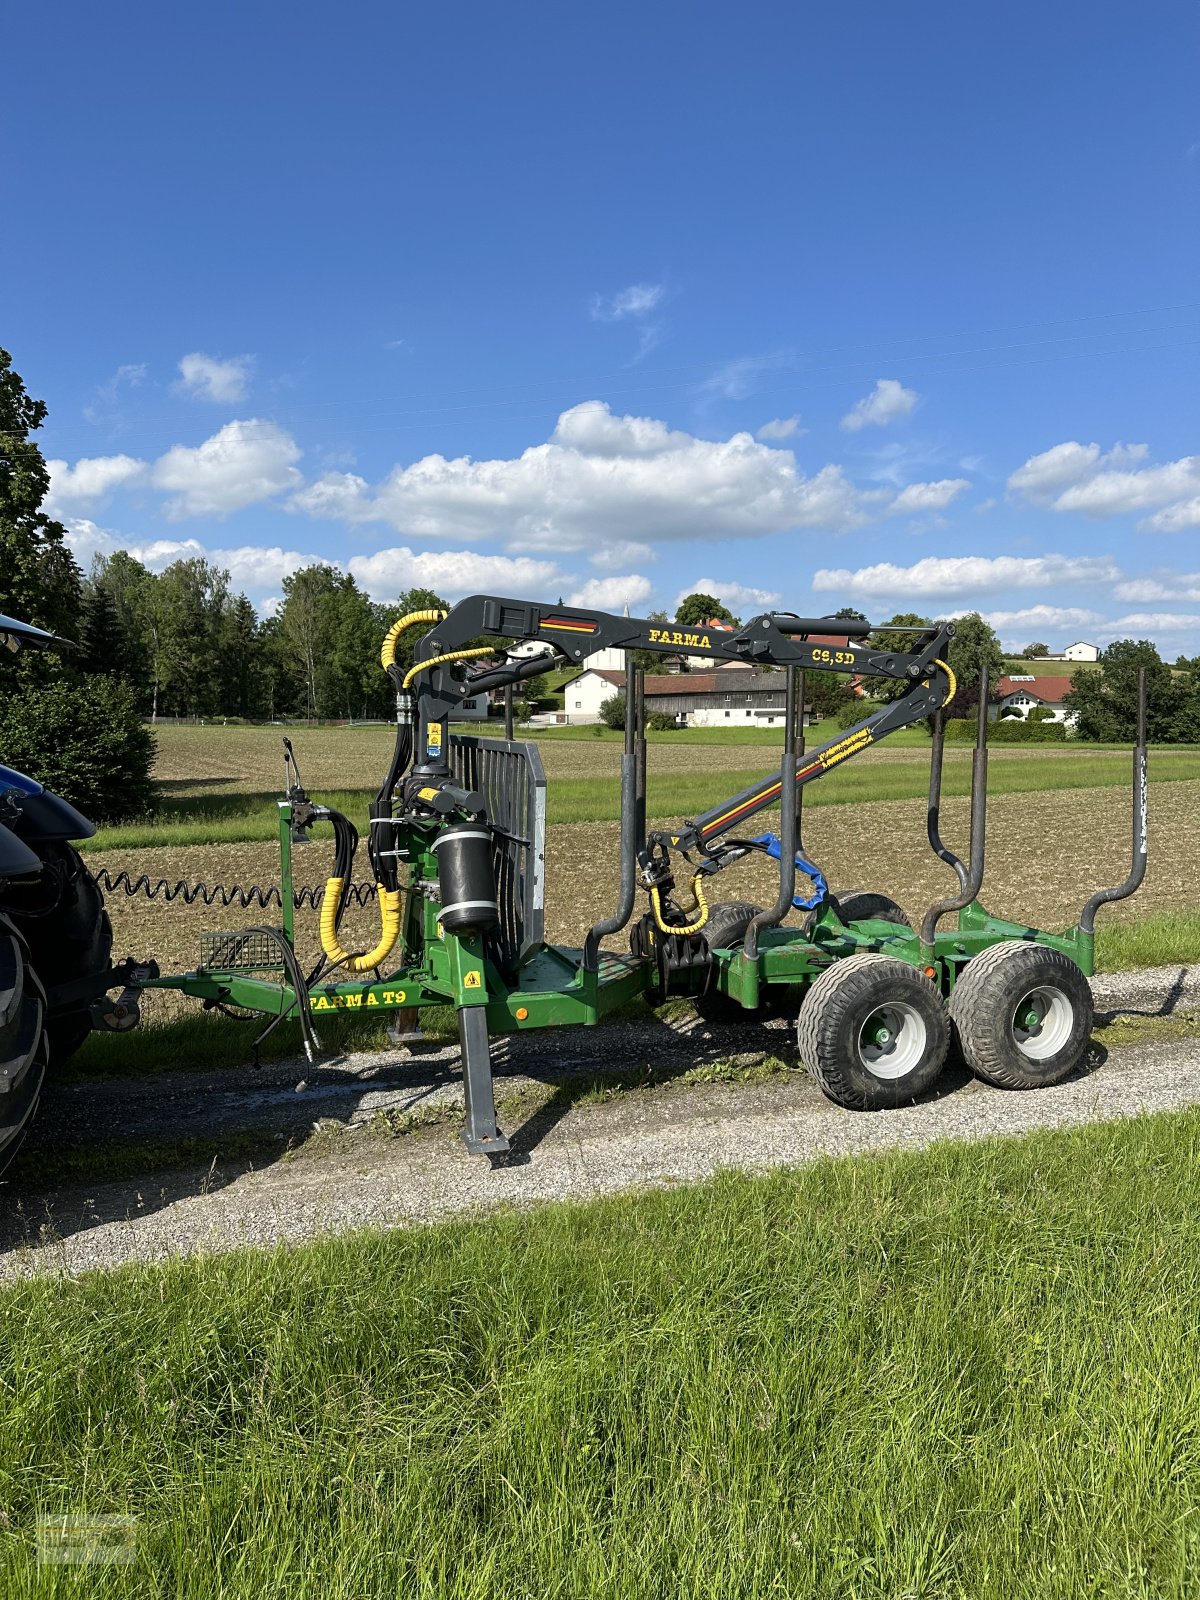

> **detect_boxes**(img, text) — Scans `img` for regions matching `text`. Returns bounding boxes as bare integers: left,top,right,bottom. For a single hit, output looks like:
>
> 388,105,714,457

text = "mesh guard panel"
449,734,546,974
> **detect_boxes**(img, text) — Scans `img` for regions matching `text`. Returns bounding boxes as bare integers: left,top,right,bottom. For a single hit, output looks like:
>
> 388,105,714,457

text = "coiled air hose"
90,868,378,910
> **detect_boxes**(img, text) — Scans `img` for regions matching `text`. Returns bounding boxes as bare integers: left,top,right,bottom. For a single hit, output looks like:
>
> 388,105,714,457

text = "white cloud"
44,454,146,515
757,416,802,441
888,478,971,515
61,519,316,593
565,574,654,611
1108,612,1200,633
841,378,919,432
588,539,656,571
1007,439,1200,527
590,283,665,322
177,352,255,403
347,547,561,602
1143,496,1200,532
84,362,148,425
978,604,1106,634
151,419,302,518
1055,457,1200,517
813,553,1120,599
1115,572,1200,604
698,352,788,403
675,578,782,617
291,401,874,549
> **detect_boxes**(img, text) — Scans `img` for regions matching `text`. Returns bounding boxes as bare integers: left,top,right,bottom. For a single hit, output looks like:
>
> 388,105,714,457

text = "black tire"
0,915,48,1178
796,952,950,1109
693,901,771,1023
948,941,1093,1089
2,842,111,1064
829,889,911,929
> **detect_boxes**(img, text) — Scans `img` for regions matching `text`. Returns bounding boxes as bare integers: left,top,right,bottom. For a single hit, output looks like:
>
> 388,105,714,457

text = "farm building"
563,666,813,727
1051,640,1100,662
990,673,1076,725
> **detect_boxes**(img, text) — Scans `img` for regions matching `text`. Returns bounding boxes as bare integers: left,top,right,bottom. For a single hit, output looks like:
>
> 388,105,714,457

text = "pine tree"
0,347,82,641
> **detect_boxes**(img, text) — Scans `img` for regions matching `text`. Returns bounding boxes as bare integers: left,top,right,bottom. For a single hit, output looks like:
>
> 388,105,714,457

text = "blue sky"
5,0,1199,651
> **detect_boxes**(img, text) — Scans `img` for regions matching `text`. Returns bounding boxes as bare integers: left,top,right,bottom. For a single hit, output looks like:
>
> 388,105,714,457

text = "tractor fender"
0,766,96,842
0,822,42,880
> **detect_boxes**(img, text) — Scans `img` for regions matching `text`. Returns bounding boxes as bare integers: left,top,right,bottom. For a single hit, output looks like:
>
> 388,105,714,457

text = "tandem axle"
125,597,1147,1161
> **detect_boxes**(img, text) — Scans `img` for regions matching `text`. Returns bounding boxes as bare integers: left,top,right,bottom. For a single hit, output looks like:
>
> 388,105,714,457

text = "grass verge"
83,749,1200,850
3,1111,1200,1596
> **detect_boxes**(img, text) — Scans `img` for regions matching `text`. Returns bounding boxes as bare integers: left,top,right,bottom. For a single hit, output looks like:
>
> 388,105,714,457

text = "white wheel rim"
857,1001,927,1080
1011,985,1074,1061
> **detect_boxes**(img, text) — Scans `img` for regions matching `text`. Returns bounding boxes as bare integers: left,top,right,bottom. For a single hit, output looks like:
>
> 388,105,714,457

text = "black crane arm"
666,667,951,855
405,593,953,720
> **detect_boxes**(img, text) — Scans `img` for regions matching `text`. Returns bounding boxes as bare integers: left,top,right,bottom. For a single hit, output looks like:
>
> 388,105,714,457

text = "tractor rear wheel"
2,842,111,1064
0,914,48,1177
829,889,911,928
796,951,949,1109
948,941,1093,1089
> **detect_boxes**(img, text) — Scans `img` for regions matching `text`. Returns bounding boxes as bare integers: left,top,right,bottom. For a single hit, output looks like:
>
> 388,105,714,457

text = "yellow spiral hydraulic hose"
319,878,405,972
402,646,495,691
380,609,447,671
649,873,710,936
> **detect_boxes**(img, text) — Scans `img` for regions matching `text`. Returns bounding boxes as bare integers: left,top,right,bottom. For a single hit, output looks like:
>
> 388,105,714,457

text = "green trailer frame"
130,593,1147,1159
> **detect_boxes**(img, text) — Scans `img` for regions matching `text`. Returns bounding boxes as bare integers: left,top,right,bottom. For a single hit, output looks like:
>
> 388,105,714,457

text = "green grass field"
4,1109,1200,1597
82,723,1200,851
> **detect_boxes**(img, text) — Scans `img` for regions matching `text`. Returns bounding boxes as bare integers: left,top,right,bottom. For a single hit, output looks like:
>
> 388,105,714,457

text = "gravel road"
4,962,1200,1280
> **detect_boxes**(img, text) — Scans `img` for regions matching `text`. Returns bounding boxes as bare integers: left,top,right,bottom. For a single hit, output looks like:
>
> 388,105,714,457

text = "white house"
991,674,1076,725
1061,641,1100,663
563,667,812,727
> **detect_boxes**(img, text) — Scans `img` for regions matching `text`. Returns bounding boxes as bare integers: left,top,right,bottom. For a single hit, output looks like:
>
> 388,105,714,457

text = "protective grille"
449,733,546,973
200,931,286,971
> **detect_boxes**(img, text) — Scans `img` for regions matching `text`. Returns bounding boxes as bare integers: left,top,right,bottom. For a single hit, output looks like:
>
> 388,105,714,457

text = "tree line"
79,553,450,723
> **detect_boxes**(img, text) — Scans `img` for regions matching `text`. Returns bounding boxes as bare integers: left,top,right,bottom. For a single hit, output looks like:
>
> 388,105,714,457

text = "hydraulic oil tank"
432,823,499,933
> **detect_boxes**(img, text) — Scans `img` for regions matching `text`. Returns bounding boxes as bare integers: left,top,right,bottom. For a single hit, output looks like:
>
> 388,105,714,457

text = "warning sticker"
427,723,443,749
463,970,483,989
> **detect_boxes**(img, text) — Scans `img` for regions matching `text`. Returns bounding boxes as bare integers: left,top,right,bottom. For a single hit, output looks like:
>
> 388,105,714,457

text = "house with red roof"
991,673,1077,725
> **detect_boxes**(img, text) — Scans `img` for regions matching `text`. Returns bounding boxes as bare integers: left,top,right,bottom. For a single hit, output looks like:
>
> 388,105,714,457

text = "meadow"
4,1109,1200,1596
83,722,1200,851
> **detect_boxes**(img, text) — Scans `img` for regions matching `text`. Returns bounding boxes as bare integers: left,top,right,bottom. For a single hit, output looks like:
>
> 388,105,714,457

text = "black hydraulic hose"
239,923,321,1063
370,683,413,893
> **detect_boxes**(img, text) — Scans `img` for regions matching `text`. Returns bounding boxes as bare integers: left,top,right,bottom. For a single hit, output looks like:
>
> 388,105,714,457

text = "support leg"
458,1004,509,1157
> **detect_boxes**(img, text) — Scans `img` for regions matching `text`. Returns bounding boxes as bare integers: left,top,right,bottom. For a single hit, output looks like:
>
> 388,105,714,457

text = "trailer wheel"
796,952,949,1109
829,889,911,928
948,941,1093,1089
693,901,769,1022
2,842,111,1064
0,915,48,1178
